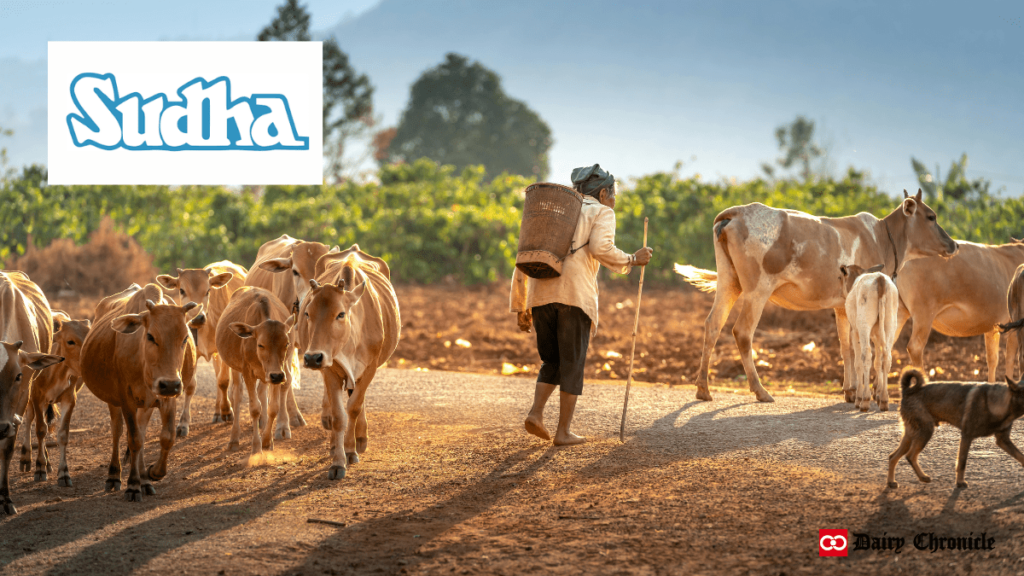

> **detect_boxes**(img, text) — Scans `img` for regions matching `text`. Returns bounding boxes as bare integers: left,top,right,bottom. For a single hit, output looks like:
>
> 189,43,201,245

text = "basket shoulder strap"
569,240,590,255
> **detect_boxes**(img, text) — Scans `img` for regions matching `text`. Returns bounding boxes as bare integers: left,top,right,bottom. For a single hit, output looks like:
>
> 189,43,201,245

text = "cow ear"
259,258,292,273
840,265,848,277
156,274,178,290
285,314,297,331
868,264,884,273
915,188,923,202
229,322,255,339
52,315,64,334
347,280,367,304
902,197,917,216
19,351,64,371
111,313,146,334
209,272,233,288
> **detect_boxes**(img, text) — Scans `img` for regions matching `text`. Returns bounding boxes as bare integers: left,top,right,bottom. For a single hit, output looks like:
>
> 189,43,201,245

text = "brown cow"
298,246,399,480
80,283,199,501
0,271,64,515
157,260,248,435
676,190,957,403
214,287,295,458
18,311,91,486
998,264,1024,379
246,234,337,437
894,240,1024,383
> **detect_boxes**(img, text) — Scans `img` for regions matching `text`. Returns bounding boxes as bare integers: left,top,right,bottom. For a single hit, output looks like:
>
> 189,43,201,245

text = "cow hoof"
755,391,775,403
213,411,233,424
262,440,274,452
356,437,367,453
147,465,166,482
176,425,189,438
346,452,359,465
919,475,932,483
228,441,241,452
124,488,143,502
844,389,855,403
58,475,73,488
695,389,713,402
2,500,17,515
19,460,31,473
887,481,898,489
105,479,121,492
327,465,346,480
142,484,157,496
956,481,968,489
34,470,47,482
860,407,869,413
290,414,307,428
321,415,332,430
879,402,889,412
275,428,291,441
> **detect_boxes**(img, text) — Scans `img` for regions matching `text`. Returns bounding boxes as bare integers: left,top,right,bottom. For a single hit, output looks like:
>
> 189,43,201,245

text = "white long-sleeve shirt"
510,196,632,335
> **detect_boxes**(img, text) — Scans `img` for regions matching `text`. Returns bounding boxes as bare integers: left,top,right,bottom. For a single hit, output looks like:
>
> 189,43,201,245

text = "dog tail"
900,367,926,397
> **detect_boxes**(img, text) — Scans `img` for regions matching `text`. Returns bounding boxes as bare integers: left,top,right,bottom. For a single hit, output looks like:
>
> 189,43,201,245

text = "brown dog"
888,367,1024,489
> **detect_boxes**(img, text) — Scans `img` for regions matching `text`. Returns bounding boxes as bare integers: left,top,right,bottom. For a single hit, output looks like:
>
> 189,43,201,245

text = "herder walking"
511,164,653,446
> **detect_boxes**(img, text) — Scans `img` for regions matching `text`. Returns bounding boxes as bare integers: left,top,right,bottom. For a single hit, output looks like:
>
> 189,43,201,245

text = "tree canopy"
258,0,374,182
762,115,825,182
382,53,551,180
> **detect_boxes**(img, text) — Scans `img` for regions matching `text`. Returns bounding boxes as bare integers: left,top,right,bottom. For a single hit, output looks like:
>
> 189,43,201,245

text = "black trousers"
532,303,592,396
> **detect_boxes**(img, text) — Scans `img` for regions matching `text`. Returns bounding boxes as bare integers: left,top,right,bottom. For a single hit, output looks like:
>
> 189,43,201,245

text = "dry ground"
4,363,1024,575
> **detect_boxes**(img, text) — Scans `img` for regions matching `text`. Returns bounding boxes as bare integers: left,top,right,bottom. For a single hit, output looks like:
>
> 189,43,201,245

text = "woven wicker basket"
515,182,584,278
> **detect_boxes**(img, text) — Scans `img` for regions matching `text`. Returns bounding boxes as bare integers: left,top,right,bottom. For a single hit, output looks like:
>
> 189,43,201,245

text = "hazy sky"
2,0,1023,196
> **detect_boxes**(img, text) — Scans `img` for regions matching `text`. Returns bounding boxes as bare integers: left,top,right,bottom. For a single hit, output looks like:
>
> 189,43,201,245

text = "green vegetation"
4,159,1023,286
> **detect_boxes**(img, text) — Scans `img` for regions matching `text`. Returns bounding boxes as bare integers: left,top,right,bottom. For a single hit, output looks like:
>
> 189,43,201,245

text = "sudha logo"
66,73,309,151
819,529,848,557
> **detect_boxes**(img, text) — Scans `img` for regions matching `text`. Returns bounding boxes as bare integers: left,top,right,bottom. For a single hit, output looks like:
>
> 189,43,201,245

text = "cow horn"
12,340,23,350
182,301,199,313
310,279,320,289
145,299,157,312
903,189,909,199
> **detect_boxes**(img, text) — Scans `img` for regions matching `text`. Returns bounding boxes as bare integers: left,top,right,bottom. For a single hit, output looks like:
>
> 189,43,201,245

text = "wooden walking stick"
619,217,648,442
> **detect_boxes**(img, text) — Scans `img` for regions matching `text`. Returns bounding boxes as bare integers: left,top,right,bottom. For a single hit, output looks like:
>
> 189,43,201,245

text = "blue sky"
2,0,1023,195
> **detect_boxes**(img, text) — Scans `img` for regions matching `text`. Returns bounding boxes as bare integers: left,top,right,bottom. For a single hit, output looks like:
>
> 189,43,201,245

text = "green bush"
4,161,1022,286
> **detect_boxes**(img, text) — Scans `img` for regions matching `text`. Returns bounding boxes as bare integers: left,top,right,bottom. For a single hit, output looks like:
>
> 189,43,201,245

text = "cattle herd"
3,189,1024,515
0,234,398,514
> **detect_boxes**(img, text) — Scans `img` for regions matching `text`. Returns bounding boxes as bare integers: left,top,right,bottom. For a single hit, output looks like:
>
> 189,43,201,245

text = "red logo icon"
819,529,849,557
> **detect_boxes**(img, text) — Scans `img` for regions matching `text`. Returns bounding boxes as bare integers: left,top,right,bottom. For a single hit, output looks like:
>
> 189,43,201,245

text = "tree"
762,115,824,182
910,153,989,203
382,53,552,180
258,0,374,182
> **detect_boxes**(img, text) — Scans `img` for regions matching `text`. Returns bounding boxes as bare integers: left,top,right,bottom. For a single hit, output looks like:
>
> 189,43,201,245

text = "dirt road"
3,363,1024,575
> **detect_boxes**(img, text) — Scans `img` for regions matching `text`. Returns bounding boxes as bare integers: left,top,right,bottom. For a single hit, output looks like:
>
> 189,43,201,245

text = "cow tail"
999,317,1024,334
900,367,926,397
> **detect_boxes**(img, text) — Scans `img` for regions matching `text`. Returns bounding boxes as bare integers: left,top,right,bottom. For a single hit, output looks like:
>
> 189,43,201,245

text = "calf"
840,264,898,411
298,246,400,480
19,311,90,487
0,271,64,515
214,287,295,459
246,235,338,437
157,260,247,436
80,284,199,501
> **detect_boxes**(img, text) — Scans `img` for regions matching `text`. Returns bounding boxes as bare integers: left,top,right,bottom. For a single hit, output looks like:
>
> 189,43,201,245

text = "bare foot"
524,416,550,440
553,432,586,446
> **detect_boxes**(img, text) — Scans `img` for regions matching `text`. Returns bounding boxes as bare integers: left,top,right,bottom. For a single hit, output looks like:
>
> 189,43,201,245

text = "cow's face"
900,189,958,259
0,340,63,440
111,300,199,399
51,315,91,378
301,281,366,370
229,316,295,385
259,242,333,311
157,268,233,323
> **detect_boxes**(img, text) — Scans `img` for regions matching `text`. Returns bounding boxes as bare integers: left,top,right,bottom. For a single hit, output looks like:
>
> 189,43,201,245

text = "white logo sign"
820,535,848,551
49,42,322,185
